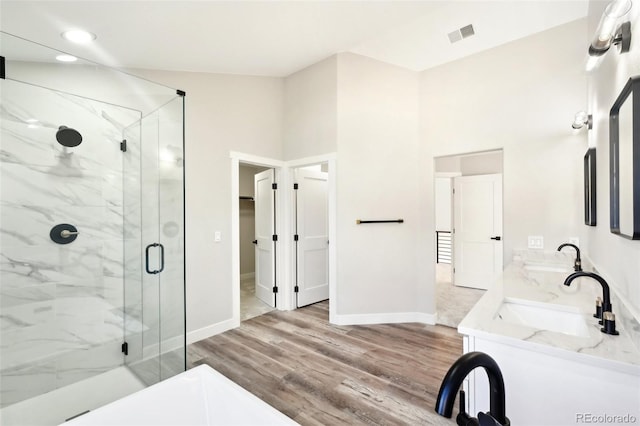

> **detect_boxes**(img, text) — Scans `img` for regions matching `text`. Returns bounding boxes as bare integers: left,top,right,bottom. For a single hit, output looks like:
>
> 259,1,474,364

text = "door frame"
433,149,503,314
231,152,337,326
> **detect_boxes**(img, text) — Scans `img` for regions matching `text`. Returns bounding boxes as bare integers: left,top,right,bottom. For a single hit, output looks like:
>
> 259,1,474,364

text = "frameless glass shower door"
123,96,185,385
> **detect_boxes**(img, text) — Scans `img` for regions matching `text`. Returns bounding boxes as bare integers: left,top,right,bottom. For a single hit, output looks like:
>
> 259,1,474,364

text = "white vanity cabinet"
463,334,640,425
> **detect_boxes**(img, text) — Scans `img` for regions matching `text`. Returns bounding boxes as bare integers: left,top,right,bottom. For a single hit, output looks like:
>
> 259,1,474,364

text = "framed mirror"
609,76,640,239
584,148,596,226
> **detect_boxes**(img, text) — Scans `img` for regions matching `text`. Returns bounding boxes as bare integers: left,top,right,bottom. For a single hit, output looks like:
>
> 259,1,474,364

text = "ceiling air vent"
447,24,475,44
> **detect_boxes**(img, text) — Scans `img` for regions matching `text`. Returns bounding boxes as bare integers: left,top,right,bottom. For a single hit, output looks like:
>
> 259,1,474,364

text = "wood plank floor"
188,301,462,425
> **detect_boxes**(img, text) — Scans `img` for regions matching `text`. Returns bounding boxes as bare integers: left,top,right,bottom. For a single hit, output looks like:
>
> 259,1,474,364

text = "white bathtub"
63,365,298,425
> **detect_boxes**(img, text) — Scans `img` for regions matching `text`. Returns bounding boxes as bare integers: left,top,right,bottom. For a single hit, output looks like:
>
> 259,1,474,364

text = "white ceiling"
0,1,590,77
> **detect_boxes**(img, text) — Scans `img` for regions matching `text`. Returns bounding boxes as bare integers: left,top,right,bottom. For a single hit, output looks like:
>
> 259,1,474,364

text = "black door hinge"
273,286,278,293
122,342,129,355
272,234,278,241
294,183,299,190
120,140,127,152
0,56,5,80
294,234,299,241
294,286,299,293
272,183,278,190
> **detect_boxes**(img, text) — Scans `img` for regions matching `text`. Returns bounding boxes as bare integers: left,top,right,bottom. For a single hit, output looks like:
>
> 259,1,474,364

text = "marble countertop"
458,253,640,376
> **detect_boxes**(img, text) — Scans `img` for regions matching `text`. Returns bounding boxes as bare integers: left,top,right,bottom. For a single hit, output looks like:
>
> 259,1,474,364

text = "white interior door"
453,174,503,290
254,169,276,307
295,168,329,307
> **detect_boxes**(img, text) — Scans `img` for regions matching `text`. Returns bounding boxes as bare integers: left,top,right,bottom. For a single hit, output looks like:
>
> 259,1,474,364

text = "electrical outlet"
569,237,580,247
214,231,221,242
528,235,544,249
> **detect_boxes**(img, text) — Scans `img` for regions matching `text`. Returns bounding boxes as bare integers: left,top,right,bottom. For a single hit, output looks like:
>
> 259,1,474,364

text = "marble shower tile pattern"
0,78,141,408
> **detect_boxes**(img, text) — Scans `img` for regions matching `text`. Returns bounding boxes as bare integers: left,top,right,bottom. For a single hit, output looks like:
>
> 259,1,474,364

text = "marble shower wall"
0,79,141,407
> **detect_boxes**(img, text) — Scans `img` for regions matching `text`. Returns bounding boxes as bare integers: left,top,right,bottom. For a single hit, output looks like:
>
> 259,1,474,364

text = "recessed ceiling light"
61,29,96,44
55,54,78,62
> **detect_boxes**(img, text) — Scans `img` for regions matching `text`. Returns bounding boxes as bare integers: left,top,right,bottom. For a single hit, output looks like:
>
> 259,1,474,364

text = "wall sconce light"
572,111,593,130
589,0,632,57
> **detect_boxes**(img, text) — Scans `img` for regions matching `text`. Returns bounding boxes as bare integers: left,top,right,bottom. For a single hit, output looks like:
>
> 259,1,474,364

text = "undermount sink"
495,298,591,337
523,261,572,273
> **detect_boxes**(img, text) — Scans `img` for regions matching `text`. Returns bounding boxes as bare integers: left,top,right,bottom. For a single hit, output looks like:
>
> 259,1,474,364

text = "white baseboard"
187,318,239,344
240,272,255,281
331,311,437,326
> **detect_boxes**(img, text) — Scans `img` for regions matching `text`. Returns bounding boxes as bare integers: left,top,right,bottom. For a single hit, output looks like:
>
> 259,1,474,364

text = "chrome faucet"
564,271,619,335
435,352,510,426
557,243,582,271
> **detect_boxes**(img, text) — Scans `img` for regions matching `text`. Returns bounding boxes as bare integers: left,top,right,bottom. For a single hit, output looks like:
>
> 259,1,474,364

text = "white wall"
283,56,337,160
460,151,503,175
435,156,461,173
128,69,284,340
586,1,640,319
335,53,429,318
132,17,592,333
421,19,589,282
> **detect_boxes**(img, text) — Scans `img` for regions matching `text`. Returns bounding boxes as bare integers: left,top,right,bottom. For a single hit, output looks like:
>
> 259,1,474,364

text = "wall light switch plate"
528,235,544,249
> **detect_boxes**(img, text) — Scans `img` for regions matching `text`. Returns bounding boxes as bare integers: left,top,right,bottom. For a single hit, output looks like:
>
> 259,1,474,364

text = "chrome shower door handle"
145,243,164,274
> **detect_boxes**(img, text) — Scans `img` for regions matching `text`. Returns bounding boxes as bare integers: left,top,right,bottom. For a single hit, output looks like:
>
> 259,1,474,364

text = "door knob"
490,236,501,241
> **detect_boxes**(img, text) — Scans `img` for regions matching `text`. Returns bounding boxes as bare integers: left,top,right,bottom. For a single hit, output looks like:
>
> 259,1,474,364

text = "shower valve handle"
50,224,79,244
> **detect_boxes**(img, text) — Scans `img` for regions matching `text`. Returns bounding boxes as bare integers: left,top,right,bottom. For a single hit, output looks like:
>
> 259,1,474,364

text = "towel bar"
356,219,404,224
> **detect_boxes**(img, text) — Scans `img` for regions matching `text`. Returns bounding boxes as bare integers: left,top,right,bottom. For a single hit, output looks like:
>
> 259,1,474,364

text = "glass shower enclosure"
0,33,185,425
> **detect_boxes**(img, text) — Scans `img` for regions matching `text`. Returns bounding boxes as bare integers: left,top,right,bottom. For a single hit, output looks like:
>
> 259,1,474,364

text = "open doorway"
434,149,503,327
239,163,276,321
